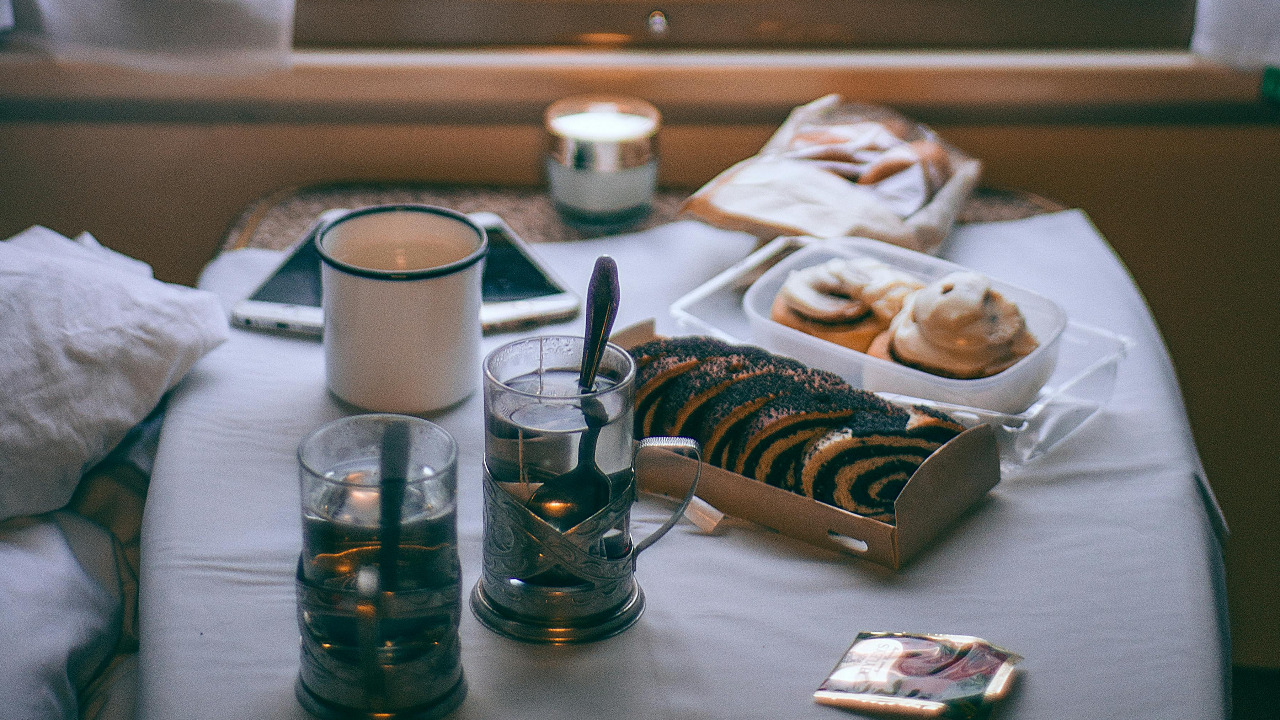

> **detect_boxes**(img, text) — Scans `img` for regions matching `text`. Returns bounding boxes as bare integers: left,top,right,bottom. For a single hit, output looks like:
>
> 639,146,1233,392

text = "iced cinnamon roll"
828,256,925,323
869,271,1038,379
771,257,923,353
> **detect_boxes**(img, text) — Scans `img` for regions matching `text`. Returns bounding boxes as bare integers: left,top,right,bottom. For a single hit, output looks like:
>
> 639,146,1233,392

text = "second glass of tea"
296,414,467,719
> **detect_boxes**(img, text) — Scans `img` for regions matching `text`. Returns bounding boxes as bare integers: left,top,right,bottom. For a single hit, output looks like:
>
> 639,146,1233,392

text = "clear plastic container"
743,239,1069,415
875,321,1131,471
669,236,1131,469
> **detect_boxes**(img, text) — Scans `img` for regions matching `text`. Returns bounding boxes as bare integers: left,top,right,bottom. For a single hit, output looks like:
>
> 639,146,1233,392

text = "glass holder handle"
632,436,702,559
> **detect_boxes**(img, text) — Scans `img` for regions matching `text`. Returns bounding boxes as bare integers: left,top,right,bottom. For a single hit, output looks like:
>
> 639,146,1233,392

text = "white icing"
779,260,868,322
889,271,1037,377
828,256,924,322
780,256,922,324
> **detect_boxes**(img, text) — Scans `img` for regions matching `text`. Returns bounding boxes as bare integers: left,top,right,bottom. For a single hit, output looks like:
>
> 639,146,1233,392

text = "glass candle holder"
545,95,660,233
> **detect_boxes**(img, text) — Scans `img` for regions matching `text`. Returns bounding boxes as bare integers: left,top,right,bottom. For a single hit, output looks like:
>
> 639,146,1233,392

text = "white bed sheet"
139,211,1229,719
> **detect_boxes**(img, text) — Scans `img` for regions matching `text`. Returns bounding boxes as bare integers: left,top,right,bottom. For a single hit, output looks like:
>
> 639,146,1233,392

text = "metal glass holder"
471,437,700,644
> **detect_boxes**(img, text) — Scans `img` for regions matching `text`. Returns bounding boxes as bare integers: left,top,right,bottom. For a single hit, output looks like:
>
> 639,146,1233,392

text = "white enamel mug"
317,205,487,414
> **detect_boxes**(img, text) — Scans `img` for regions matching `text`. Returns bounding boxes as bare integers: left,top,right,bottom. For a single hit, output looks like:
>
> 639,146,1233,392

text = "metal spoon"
576,255,620,393
526,256,620,532
525,396,612,532
378,419,411,592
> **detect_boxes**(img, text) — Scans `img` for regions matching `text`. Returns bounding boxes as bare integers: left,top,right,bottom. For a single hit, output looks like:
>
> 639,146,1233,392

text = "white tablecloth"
139,210,1229,719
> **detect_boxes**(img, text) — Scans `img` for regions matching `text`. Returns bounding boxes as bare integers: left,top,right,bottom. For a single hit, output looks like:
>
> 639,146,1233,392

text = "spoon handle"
579,255,620,392
378,420,411,593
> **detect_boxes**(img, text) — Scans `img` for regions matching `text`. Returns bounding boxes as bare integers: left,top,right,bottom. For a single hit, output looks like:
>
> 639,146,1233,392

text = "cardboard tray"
615,321,1001,570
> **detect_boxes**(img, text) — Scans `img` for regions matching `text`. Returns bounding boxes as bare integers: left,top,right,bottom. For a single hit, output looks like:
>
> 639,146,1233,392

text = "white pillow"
0,226,229,521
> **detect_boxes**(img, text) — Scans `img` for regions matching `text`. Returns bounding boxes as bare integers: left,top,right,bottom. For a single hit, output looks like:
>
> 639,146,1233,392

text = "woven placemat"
222,182,1064,253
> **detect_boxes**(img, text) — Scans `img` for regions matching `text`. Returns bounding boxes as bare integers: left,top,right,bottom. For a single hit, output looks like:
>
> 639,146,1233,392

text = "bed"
1,209,1230,719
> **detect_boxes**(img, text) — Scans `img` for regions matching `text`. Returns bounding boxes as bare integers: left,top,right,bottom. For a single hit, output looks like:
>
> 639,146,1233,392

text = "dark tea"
301,463,460,591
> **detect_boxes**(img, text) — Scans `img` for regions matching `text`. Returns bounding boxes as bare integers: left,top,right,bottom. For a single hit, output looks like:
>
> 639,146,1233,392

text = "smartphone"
230,210,581,336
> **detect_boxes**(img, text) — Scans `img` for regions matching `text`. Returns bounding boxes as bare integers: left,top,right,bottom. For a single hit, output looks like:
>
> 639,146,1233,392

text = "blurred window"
293,0,1196,51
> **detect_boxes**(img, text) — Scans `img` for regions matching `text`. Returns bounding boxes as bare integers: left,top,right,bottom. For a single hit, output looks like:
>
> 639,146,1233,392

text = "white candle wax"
549,110,657,142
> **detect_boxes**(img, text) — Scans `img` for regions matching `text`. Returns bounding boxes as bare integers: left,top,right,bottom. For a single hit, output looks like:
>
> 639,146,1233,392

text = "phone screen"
248,236,324,306
480,225,566,302
247,223,566,307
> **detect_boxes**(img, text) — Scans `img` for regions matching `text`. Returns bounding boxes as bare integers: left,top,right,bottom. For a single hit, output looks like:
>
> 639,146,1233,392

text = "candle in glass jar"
545,96,660,231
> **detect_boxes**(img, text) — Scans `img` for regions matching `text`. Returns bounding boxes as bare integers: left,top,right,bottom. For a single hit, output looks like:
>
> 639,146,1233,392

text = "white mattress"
138,211,1228,719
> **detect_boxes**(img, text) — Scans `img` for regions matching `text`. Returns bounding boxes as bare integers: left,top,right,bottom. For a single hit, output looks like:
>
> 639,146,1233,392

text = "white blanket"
140,212,1228,719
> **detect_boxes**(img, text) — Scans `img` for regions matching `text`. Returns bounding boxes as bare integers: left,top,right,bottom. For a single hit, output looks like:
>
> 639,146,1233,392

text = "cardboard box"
616,320,1001,570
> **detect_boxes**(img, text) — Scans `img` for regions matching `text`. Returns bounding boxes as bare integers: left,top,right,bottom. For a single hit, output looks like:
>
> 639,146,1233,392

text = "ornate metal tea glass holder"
471,437,700,643
470,335,700,643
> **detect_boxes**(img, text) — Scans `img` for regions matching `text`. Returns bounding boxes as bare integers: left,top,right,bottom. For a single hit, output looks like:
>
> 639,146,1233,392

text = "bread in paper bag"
681,95,981,254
